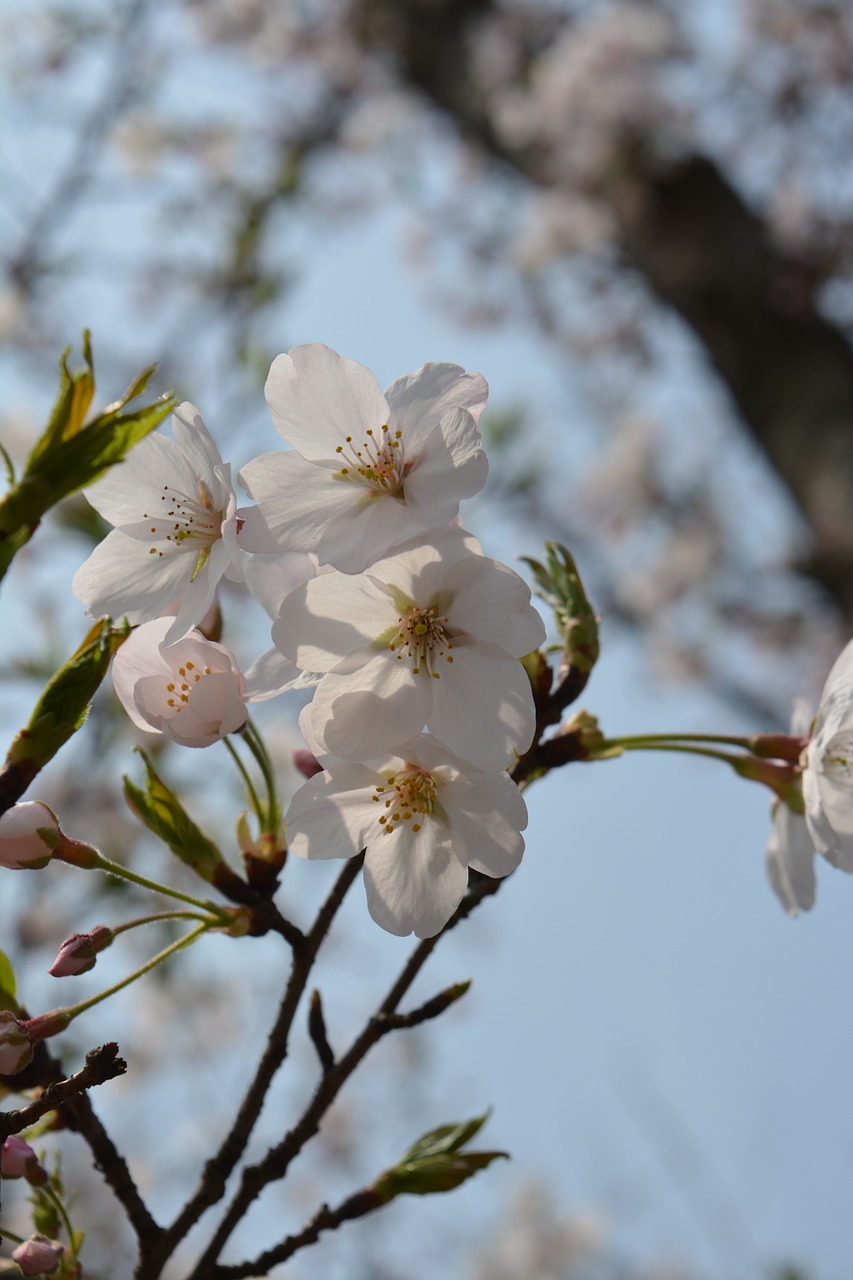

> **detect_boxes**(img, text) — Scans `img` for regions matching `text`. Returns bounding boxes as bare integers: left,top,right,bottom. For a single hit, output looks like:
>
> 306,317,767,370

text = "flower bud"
1,1136,47,1184
293,748,323,779
0,802,58,870
0,1012,34,1075
12,1235,63,1276
49,925,114,977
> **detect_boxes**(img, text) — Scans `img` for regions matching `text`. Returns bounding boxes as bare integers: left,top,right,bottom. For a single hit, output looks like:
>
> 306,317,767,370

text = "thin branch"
187,869,502,1277
0,1043,126,1140
212,1188,385,1279
141,857,364,1278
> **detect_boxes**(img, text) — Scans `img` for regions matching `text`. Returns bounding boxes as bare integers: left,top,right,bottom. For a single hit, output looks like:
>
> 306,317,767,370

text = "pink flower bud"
49,926,114,977
12,1235,63,1275
0,802,58,870
293,748,323,779
1,1136,46,1184
0,1012,33,1075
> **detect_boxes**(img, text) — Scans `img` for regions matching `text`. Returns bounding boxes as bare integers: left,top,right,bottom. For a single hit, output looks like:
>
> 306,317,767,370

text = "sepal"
123,749,226,883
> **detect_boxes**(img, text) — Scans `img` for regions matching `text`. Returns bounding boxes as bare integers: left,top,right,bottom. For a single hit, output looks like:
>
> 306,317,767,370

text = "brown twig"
0,1043,125,1141
212,1188,385,1279
185,871,502,1278
137,856,365,1278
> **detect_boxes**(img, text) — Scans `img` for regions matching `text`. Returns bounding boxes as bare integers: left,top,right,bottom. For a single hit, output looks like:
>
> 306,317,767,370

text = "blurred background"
2,1,853,1277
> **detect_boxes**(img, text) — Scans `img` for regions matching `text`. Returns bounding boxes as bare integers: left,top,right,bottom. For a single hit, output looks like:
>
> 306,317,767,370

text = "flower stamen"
371,769,438,835
388,605,454,677
333,426,406,497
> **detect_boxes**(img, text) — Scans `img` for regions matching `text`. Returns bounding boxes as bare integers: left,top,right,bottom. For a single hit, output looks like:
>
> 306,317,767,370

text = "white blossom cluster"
69,344,545,937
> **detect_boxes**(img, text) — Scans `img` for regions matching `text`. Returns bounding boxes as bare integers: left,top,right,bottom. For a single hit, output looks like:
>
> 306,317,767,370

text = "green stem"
224,736,264,823
602,738,802,803
242,718,281,831
607,739,746,767
41,1182,76,1259
609,732,753,751
112,909,213,936
93,852,226,916
60,923,209,1022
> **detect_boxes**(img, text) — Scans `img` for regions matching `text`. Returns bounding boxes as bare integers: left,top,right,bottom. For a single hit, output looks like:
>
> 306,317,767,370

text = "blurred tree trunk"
356,0,853,624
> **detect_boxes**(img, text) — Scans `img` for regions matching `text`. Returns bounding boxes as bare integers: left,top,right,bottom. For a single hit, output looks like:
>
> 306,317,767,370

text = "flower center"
164,660,214,715
371,768,438,835
143,480,223,573
389,604,455,678
333,425,410,497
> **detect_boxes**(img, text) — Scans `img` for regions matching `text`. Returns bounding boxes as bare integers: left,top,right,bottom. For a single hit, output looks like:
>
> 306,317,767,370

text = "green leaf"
0,332,175,584
400,1112,490,1163
373,1111,508,1203
124,750,226,883
521,543,599,675
0,948,16,1000
1,619,130,814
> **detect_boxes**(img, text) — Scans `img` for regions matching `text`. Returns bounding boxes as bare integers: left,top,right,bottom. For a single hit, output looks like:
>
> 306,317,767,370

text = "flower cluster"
71,344,544,936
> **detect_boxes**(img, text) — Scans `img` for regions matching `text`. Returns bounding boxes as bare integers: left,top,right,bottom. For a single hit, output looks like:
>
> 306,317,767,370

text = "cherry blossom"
111,617,249,747
802,638,853,872
0,801,58,870
73,403,266,643
284,733,527,938
240,344,489,573
274,527,546,769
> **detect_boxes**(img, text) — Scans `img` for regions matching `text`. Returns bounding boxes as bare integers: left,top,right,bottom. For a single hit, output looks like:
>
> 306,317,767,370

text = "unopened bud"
0,1013,34,1076
0,802,59,869
293,748,323,779
1,1136,47,1185
49,925,114,977
12,1235,63,1276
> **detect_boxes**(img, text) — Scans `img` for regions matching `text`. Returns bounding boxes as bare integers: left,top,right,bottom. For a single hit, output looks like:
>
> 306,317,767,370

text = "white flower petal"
243,647,313,701
274,574,395,672
765,803,816,915
364,823,469,937
285,766,381,859
240,450,365,551
385,362,489,440
265,344,390,463
311,649,433,759
443,553,546,655
72,530,194,624
443,772,527,877
403,407,489,525
428,639,536,768
80,432,201,526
